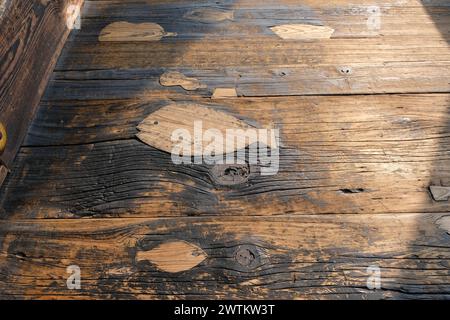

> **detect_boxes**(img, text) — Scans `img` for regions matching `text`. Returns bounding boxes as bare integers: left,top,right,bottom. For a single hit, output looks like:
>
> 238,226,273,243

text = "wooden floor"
1,0,450,299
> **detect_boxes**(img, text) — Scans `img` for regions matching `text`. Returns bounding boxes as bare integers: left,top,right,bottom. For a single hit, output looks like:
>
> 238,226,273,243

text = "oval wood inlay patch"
270,24,335,40
137,103,277,156
160,71,207,91
136,241,207,273
99,22,177,42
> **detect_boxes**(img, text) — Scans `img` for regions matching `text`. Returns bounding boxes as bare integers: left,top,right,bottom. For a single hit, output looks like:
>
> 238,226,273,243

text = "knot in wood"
210,163,250,187
235,246,257,267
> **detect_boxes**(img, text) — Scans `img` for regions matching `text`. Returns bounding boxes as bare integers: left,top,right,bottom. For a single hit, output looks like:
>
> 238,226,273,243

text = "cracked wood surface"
0,214,449,299
1,0,450,299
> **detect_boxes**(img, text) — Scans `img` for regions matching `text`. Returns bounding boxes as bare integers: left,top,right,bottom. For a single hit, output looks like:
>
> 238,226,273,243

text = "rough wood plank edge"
0,0,84,186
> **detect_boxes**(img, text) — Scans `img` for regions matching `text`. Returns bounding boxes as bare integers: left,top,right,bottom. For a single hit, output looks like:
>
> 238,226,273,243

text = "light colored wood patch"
99,22,176,42
270,24,335,40
184,8,234,23
137,103,276,156
430,186,450,201
212,88,238,99
136,241,207,273
160,71,206,91
106,267,133,276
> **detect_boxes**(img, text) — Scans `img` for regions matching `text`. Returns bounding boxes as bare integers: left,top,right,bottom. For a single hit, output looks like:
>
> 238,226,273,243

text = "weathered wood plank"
1,139,448,219
0,0,83,182
25,94,450,147
54,38,450,70
0,214,449,299
66,0,450,41
1,95,448,219
45,0,450,98
0,0,449,300
43,62,450,99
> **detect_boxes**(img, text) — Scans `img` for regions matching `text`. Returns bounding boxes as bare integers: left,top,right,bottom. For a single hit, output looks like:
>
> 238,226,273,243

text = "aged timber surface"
0,214,450,299
0,0,84,178
1,94,450,219
1,0,450,299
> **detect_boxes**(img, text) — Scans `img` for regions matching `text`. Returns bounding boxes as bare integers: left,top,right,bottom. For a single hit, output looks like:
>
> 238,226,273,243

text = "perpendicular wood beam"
0,0,83,186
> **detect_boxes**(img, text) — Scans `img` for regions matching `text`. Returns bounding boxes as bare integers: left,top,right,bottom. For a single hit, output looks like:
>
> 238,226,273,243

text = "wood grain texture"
63,0,450,41
0,0,83,180
183,8,234,23
0,214,449,299
270,24,335,40
42,59,450,99
136,241,207,273
2,95,450,219
160,71,206,91
99,22,176,42
136,102,269,156
1,0,450,300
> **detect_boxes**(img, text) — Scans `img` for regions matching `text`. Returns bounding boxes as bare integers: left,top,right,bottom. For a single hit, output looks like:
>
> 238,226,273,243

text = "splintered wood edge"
99,22,177,42
136,241,207,273
270,24,335,40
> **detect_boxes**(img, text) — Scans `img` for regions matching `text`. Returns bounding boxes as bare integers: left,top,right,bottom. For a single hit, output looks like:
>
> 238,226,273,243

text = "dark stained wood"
1,94,449,219
0,0,83,181
0,214,449,299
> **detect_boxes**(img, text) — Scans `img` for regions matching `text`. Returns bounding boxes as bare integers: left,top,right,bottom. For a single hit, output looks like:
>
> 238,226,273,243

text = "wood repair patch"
212,88,238,99
270,24,335,40
136,103,265,156
99,22,177,42
160,71,207,91
136,241,207,273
